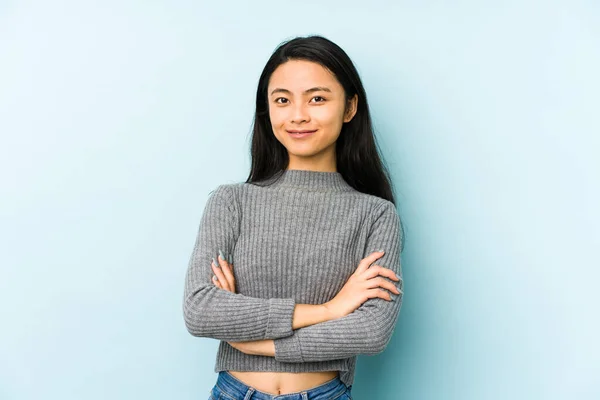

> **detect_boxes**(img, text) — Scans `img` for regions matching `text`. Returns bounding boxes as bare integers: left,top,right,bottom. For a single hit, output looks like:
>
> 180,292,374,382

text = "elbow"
376,335,394,355
364,336,389,356
364,323,396,355
183,302,209,338
364,297,402,355
182,286,216,338
184,319,203,338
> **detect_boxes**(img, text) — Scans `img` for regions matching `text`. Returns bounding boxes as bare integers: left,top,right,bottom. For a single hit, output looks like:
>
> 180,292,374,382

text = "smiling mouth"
287,130,317,134
287,130,317,138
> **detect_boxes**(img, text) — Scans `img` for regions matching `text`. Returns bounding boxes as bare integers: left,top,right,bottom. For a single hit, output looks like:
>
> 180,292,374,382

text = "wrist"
255,339,275,357
321,301,340,321
319,303,337,322
292,303,334,329
230,339,275,357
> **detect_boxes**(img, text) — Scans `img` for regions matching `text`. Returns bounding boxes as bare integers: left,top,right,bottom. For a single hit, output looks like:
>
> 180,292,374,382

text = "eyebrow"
269,86,332,96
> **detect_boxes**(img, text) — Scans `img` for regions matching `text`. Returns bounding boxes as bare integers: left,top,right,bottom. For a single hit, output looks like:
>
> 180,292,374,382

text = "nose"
290,103,310,124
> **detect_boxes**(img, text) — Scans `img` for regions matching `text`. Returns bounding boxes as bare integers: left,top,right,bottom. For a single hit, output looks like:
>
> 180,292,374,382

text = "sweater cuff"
273,331,303,362
265,298,296,339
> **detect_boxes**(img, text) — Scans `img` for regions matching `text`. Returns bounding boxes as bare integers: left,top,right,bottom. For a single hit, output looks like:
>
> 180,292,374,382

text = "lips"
287,130,317,133
287,129,316,139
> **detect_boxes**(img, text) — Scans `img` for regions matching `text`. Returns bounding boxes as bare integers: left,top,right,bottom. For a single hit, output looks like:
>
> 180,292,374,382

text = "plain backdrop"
1,1,598,399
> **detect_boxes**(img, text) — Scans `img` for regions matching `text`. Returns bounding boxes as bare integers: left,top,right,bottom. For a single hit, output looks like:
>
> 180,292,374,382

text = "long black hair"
245,34,397,206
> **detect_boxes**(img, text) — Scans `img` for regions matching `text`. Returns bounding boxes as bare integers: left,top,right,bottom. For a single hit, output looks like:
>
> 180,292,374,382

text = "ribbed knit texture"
183,169,404,387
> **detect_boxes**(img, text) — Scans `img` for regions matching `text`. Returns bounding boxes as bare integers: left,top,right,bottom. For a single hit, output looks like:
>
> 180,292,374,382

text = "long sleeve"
183,184,296,341
273,201,404,363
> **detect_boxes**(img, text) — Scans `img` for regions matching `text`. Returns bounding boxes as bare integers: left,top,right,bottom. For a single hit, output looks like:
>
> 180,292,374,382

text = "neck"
267,169,353,192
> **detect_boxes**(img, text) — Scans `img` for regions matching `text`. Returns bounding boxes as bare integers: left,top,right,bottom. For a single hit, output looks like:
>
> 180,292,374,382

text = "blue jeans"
208,371,353,400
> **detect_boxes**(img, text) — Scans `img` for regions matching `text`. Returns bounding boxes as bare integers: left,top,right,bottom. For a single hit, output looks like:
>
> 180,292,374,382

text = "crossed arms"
182,184,404,362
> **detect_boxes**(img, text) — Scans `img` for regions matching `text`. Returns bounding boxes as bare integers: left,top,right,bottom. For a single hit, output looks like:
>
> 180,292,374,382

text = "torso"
227,370,339,395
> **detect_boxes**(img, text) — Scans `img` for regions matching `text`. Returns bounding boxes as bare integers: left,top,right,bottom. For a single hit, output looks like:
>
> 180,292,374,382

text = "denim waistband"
215,371,348,400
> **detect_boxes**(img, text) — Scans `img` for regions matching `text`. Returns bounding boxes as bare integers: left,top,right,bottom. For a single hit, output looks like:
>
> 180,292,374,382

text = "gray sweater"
183,169,403,387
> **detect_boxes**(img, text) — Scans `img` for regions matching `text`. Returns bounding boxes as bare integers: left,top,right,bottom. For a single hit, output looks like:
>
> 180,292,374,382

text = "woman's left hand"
228,339,275,357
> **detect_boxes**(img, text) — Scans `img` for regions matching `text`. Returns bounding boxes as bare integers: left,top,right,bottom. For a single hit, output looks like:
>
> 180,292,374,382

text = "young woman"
183,35,405,400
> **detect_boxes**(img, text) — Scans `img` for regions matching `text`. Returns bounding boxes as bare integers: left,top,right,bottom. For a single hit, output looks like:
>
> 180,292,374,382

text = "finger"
363,264,399,282
366,288,394,301
355,251,385,274
212,258,231,291
217,253,236,289
212,275,222,288
365,276,402,295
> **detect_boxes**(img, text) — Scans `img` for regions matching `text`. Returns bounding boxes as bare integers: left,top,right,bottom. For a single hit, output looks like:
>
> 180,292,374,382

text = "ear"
343,94,358,123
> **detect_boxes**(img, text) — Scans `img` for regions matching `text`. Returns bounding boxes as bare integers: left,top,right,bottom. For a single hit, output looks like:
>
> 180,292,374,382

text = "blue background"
1,1,598,399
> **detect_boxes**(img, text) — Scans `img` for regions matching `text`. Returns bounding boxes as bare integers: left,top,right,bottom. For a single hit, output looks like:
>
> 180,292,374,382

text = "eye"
274,97,289,104
311,96,326,103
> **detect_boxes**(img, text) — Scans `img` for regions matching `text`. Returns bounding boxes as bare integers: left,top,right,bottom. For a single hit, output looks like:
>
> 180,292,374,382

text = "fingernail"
212,257,220,268
229,253,233,263
213,275,218,281
390,294,397,301
395,273,400,280
218,250,227,262
377,249,385,253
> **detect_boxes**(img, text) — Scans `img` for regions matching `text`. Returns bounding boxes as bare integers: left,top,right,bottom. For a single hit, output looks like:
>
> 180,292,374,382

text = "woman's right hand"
211,250,236,293
322,251,402,320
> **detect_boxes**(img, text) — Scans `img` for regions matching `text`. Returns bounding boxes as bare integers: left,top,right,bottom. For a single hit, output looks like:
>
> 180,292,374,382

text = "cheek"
269,107,286,127
313,106,344,127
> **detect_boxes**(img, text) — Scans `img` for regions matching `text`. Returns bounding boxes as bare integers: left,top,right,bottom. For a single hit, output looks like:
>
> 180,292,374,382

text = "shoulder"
208,179,283,207
350,191,398,218
357,193,402,243
208,182,242,197
205,182,246,212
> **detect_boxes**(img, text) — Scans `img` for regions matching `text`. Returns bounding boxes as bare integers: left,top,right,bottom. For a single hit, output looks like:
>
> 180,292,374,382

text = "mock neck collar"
266,169,354,192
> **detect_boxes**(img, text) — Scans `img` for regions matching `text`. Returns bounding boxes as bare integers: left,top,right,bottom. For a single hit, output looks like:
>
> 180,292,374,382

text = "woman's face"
267,59,357,170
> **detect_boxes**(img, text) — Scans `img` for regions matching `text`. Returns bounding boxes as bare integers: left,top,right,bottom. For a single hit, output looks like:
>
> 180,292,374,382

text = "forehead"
268,60,341,91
